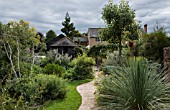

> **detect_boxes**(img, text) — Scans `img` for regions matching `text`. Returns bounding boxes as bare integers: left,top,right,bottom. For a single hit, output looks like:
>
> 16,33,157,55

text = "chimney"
144,24,147,33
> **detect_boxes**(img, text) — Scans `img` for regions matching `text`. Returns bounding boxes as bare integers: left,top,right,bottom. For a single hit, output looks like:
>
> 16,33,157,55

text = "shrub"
140,27,170,63
41,49,72,68
10,74,67,105
20,62,43,75
43,63,65,77
0,80,27,110
96,59,170,110
35,74,67,100
69,54,95,80
101,52,128,74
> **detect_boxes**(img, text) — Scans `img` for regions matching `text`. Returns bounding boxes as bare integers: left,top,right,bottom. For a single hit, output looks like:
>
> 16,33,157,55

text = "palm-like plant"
96,59,170,110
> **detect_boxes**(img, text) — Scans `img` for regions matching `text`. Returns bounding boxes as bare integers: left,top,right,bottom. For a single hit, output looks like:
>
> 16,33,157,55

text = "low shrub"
96,58,170,110
101,52,128,74
10,74,67,105
40,50,72,68
35,74,67,100
69,54,95,80
43,63,65,77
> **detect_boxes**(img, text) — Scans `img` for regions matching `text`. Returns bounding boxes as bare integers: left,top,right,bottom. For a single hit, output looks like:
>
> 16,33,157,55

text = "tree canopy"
100,0,139,61
45,30,57,43
0,20,38,78
140,25,170,63
61,12,82,39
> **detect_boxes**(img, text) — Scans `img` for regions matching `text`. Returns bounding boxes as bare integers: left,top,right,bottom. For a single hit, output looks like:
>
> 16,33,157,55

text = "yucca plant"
96,58,170,110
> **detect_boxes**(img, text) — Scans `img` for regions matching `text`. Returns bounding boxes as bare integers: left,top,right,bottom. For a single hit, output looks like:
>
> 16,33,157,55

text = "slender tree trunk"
16,38,21,77
3,41,18,78
30,45,35,75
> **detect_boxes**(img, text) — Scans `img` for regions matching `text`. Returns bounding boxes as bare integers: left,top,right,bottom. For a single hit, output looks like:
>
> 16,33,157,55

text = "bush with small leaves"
43,63,65,77
69,54,95,80
10,74,67,105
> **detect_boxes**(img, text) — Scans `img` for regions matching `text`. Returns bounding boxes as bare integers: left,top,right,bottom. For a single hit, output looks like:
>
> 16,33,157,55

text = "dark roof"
47,34,65,45
46,34,65,49
88,28,101,38
73,37,88,42
51,37,78,47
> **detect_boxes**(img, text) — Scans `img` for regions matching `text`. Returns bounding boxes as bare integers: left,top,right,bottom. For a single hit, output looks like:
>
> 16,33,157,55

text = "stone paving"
77,70,101,110
77,80,99,110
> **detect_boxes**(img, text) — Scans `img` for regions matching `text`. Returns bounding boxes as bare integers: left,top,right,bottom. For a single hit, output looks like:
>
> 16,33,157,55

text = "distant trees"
35,32,47,52
45,30,57,43
100,0,139,62
140,25,170,63
61,12,82,39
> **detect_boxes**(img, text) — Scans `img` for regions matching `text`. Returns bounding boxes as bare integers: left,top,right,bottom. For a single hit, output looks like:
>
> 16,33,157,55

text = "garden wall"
164,47,170,82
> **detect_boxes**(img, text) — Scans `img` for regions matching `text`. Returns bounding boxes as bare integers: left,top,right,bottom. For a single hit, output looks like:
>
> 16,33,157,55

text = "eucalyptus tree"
0,20,39,78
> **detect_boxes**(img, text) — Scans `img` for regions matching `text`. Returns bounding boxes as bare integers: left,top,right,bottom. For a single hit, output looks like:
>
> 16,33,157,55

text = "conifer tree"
61,12,81,39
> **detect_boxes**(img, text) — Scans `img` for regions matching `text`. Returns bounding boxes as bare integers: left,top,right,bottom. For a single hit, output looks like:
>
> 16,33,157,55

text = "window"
96,37,101,42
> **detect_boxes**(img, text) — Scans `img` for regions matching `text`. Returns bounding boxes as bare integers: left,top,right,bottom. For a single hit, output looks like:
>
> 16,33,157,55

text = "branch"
3,39,18,78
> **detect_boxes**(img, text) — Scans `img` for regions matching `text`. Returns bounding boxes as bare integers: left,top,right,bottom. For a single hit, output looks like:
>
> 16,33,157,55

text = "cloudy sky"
0,0,170,35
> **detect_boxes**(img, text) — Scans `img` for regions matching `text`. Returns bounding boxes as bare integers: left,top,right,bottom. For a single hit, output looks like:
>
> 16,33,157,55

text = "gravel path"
77,80,98,110
77,70,101,110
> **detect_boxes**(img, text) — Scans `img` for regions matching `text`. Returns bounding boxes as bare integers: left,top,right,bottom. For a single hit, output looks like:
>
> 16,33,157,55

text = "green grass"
39,79,92,110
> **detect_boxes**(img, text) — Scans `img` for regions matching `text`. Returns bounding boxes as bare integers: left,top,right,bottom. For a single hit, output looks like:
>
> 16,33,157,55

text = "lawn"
39,79,92,110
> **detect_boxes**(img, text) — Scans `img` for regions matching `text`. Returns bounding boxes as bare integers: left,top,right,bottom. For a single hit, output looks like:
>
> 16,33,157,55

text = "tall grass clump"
96,58,170,110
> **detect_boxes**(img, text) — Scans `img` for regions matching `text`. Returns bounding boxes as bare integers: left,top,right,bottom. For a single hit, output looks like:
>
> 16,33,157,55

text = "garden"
1,0,170,110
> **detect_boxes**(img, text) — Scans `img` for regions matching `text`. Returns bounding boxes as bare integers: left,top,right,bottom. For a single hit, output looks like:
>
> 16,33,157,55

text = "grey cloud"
0,0,170,34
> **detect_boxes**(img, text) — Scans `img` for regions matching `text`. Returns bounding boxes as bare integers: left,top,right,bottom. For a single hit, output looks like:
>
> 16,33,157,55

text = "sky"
0,0,170,35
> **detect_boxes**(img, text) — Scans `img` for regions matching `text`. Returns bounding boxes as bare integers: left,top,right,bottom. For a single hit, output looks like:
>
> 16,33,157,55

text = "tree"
35,32,47,52
45,30,57,43
140,25,170,63
61,12,81,39
101,0,138,62
0,20,38,78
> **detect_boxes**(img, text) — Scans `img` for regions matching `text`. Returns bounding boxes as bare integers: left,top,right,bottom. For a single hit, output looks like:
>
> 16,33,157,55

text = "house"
73,36,88,46
87,28,107,48
47,34,78,55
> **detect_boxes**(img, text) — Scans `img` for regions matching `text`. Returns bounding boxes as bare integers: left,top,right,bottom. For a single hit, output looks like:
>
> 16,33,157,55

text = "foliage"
69,54,95,80
43,63,66,77
140,26,170,63
101,0,139,61
96,58,170,110
0,20,38,78
61,12,81,39
41,49,72,68
10,74,67,105
87,44,117,59
45,30,57,43
20,62,43,75
0,82,28,110
73,46,84,57
41,79,92,110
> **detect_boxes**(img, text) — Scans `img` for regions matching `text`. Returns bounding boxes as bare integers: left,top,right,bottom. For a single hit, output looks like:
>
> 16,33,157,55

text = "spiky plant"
96,58,170,110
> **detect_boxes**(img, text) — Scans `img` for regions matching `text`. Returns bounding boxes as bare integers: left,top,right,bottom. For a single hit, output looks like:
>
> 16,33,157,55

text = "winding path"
77,70,101,110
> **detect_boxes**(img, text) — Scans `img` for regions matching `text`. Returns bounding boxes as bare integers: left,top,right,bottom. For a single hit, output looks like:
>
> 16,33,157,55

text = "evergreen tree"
61,12,81,39
45,30,57,43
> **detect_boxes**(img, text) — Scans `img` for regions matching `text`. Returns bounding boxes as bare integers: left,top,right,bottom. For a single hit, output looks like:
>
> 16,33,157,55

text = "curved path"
77,70,101,110
77,80,98,110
